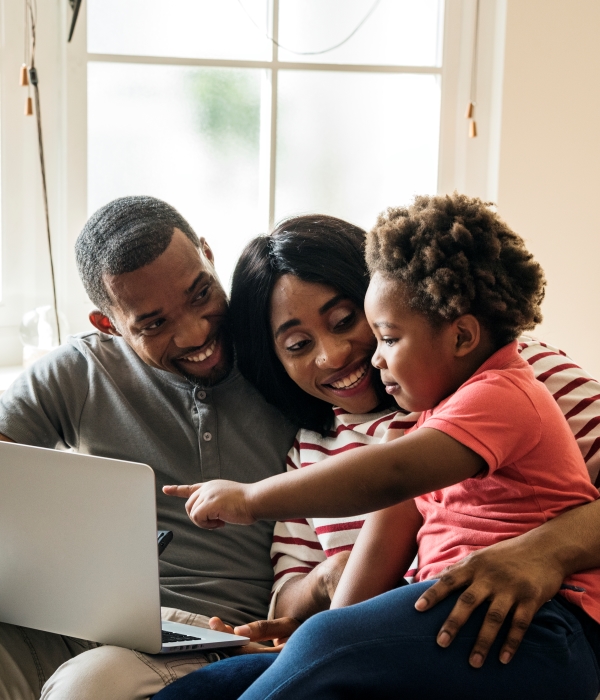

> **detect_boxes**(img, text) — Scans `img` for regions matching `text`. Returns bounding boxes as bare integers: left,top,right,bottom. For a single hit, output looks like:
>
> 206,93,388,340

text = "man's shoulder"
66,331,157,377
67,330,125,362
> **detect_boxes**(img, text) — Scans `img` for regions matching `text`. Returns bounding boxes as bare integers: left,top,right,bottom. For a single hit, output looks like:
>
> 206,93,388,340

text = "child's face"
364,273,461,413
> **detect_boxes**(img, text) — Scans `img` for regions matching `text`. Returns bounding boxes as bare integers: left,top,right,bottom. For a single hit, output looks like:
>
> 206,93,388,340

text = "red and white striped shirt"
268,337,600,617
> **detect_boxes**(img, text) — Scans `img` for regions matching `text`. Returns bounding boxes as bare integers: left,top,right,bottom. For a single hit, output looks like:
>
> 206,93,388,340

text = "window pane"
275,71,440,229
88,63,263,288
88,0,271,62
278,0,443,66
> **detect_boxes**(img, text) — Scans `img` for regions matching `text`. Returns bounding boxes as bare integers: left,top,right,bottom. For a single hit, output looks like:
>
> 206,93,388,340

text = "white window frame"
0,0,507,366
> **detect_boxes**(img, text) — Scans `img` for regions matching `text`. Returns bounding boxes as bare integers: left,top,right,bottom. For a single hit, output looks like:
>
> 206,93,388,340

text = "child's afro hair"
366,193,546,347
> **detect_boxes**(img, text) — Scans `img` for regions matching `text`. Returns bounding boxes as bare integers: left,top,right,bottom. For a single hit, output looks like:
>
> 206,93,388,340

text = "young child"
164,194,600,700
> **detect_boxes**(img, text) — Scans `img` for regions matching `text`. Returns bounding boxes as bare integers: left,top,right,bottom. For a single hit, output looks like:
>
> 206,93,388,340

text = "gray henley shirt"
0,331,297,626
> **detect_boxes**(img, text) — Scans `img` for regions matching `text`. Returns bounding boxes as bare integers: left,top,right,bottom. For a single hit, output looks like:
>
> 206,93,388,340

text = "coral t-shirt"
412,340,600,623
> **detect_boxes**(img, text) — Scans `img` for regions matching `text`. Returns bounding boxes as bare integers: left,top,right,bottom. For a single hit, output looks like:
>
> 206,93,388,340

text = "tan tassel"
20,64,29,86
465,101,474,119
469,119,477,138
25,96,33,116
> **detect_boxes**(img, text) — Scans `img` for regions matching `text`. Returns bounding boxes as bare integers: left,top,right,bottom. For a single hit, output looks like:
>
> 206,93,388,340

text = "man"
0,196,298,700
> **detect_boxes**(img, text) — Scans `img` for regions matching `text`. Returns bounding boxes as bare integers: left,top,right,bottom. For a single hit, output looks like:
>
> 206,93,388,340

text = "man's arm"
416,498,600,667
0,345,89,450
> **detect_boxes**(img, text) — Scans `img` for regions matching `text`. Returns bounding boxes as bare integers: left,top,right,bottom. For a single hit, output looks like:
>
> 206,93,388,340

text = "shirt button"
197,390,207,400
203,432,212,442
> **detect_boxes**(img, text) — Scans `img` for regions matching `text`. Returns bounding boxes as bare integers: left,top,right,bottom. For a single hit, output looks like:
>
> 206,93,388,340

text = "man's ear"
452,315,480,357
198,237,215,265
89,310,121,337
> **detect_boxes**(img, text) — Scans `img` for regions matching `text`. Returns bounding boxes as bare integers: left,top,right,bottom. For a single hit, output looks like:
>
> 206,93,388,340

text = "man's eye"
194,285,210,302
145,319,165,331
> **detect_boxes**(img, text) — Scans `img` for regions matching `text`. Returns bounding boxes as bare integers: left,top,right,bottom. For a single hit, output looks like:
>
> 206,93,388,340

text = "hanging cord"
237,0,382,56
465,0,479,138
23,0,62,344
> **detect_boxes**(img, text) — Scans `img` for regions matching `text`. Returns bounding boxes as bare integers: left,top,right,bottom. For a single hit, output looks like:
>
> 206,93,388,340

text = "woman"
156,213,600,699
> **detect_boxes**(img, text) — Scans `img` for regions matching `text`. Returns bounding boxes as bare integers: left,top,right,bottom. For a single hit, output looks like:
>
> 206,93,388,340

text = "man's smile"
179,339,217,363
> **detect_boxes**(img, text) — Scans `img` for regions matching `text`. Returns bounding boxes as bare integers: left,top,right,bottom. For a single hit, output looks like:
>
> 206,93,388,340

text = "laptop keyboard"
162,630,203,643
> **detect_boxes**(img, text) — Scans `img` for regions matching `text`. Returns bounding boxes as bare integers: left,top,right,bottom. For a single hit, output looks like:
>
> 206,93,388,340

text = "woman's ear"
452,315,481,357
89,310,121,336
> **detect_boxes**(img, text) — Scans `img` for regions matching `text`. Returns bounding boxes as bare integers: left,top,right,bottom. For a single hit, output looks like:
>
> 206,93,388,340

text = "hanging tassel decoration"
22,2,63,345
466,0,480,138
20,63,29,86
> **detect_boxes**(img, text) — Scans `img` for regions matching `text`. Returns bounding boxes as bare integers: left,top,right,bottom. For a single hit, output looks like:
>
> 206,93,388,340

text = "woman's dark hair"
230,214,393,433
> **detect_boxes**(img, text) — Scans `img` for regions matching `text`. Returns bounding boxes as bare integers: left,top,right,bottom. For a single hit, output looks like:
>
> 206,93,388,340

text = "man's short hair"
75,196,200,313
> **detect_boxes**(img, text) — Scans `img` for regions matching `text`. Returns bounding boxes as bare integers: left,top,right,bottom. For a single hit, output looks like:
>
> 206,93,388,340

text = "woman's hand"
414,537,565,668
208,616,300,654
163,481,256,529
207,553,351,655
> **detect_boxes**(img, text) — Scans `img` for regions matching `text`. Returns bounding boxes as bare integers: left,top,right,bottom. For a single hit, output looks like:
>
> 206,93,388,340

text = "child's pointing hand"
163,481,256,529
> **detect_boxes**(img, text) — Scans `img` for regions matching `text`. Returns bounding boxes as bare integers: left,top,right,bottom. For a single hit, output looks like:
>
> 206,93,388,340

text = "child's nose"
371,347,387,370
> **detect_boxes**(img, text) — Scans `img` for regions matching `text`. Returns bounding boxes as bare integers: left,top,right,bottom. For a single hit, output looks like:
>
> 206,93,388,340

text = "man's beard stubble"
172,328,235,389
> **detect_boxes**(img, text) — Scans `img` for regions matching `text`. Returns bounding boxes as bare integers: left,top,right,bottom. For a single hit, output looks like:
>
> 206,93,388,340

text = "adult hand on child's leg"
414,536,565,668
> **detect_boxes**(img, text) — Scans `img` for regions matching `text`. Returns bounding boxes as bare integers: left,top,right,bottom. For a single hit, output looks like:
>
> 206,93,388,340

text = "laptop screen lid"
0,441,164,653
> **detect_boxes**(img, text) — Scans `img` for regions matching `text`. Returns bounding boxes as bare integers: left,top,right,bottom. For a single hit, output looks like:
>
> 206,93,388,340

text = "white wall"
495,0,600,377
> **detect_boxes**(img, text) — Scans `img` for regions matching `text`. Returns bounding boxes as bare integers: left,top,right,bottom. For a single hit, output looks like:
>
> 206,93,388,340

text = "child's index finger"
163,484,197,498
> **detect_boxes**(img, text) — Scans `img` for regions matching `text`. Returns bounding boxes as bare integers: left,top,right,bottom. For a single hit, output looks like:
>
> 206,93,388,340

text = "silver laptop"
0,441,249,654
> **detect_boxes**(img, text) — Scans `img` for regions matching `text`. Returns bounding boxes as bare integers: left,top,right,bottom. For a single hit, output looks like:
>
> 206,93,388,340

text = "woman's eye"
286,339,311,352
330,308,356,330
335,313,354,329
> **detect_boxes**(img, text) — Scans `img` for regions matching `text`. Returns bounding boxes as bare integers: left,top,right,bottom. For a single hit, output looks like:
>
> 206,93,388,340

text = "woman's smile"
323,360,373,399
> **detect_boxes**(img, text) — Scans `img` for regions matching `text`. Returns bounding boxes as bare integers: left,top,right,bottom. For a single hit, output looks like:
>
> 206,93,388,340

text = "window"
0,0,507,364
84,0,443,287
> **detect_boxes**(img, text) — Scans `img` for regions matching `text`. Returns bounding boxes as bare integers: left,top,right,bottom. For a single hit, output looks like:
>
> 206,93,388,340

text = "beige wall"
496,0,600,376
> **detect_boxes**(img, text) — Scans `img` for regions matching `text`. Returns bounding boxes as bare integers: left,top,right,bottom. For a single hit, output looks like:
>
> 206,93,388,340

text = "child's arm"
331,500,422,609
164,427,484,528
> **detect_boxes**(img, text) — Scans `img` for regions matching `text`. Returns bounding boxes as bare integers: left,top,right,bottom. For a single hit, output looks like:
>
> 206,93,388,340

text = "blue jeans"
155,581,600,700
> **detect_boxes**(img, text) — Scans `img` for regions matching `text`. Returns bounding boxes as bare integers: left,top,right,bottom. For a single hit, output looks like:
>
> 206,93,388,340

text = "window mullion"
268,0,279,231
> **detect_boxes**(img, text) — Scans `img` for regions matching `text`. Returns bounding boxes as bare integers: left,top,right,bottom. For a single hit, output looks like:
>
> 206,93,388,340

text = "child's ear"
452,315,480,356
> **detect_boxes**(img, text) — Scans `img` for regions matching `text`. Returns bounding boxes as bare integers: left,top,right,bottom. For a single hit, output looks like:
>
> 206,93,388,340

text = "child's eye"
383,337,397,347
